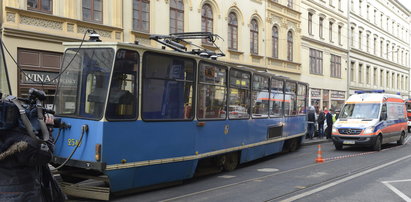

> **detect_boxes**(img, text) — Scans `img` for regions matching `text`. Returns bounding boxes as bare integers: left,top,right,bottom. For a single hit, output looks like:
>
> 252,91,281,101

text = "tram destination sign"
21,70,58,85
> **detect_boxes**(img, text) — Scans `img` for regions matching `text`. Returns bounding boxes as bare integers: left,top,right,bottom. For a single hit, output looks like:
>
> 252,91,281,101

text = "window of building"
351,27,354,47
288,0,293,8
170,0,184,33
331,54,341,78
82,0,103,23
366,5,370,20
319,17,324,39
373,37,377,55
359,0,362,15
27,0,52,13
350,62,355,82
351,0,354,11
386,71,389,87
392,72,395,88
359,31,362,49
229,69,251,119
272,26,279,58
380,40,383,57
329,21,333,42
359,64,363,83
366,34,369,52
386,43,389,59
133,0,150,33
201,4,213,44
338,0,342,10
374,9,377,24
380,69,383,87
142,52,195,120
228,12,238,50
338,25,342,45
366,66,370,84
308,13,313,35
310,48,323,75
287,31,293,61
373,67,377,86
250,19,259,54
197,62,227,120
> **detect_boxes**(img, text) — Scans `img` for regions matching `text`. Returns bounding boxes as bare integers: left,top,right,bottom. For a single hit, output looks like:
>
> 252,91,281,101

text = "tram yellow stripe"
105,132,305,171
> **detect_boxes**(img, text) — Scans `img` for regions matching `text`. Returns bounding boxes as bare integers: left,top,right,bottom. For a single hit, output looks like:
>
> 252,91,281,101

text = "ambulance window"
381,104,387,120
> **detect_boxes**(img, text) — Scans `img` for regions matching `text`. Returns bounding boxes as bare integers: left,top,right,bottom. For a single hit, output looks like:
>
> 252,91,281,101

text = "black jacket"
317,112,325,124
307,111,316,123
326,112,333,127
0,128,64,202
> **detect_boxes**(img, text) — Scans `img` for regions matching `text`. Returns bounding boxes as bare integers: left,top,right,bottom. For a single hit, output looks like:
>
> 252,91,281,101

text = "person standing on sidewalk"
307,106,316,139
325,108,334,139
317,109,325,139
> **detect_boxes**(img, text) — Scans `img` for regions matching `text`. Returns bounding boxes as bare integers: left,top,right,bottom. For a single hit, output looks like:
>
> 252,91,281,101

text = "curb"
301,139,332,146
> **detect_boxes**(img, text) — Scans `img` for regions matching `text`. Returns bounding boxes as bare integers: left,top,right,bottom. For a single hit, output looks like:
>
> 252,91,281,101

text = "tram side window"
197,62,227,120
252,74,269,118
106,49,139,120
229,69,250,119
297,84,307,115
285,81,297,116
142,52,195,120
270,78,284,117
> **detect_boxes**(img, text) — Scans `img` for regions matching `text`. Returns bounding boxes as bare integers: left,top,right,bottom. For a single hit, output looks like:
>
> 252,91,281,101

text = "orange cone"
315,145,325,163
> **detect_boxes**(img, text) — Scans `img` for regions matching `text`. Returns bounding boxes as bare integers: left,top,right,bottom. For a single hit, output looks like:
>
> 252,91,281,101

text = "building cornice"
350,48,410,71
2,27,80,44
302,36,348,53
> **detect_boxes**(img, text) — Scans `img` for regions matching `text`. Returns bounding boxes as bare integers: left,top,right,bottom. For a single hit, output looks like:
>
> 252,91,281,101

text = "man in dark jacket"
307,106,316,139
0,118,65,201
325,108,334,139
317,109,325,139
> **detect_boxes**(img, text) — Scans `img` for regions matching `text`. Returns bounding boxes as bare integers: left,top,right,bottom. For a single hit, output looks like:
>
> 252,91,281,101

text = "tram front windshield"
55,48,114,119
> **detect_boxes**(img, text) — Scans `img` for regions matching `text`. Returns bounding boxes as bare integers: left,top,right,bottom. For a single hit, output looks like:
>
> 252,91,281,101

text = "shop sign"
311,88,321,98
21,70,58,85
331,91,345,99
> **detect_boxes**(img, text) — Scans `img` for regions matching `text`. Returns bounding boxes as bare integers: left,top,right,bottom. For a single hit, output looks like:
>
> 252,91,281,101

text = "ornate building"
348,0,410,97
0,0,302,106
301,0,349,111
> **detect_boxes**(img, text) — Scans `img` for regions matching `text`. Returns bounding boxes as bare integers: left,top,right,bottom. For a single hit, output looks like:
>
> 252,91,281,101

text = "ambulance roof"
346,93,403,103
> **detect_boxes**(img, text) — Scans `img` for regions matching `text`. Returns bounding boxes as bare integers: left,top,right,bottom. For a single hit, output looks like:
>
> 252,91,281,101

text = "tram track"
160,140,411,202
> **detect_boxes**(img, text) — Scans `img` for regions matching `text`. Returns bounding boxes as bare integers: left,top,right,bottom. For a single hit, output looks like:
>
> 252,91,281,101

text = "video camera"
0,88,61,138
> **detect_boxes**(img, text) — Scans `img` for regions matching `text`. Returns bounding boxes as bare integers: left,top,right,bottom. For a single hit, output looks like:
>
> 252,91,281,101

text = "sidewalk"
301,137,332,146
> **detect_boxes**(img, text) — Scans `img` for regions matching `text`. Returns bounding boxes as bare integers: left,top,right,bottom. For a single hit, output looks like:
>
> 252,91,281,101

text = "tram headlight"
95,144,101,161
363,127,374,134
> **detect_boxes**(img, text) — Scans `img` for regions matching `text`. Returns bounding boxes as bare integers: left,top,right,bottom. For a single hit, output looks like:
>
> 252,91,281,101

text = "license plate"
343,140,355,144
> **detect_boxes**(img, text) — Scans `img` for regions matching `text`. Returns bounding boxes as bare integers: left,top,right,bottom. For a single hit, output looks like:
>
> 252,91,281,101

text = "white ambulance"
332,90,407,151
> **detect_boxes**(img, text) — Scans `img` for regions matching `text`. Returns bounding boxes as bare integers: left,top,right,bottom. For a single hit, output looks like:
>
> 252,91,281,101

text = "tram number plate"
343,140,355,144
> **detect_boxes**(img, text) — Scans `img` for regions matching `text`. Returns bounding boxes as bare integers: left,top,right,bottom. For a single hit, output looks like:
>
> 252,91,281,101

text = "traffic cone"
315,145,325,163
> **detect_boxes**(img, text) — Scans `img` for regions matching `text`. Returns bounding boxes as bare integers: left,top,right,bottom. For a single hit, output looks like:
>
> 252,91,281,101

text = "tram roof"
62,41,307,85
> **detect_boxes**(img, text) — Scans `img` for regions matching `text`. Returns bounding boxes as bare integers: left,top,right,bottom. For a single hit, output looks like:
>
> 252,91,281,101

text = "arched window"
250,19,258,54
201,4,213,44
228,12,238,50
170,0,184,33
287,31,293,61
272,26,279,58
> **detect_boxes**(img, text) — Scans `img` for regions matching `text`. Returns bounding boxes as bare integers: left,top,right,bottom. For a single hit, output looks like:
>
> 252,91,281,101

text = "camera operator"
0,89,65,202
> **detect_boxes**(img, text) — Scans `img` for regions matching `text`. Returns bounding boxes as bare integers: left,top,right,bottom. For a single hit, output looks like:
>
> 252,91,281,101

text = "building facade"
0,0,302,106
348,0,410,98
301,0,349,111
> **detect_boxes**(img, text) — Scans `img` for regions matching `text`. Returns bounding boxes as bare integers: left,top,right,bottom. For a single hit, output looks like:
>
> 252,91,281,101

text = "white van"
331,91,407,151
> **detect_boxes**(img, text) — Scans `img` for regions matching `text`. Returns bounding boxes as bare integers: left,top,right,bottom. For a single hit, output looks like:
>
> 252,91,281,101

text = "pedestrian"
307,106,316,139
0,98,65,202
317,108,325,138
325,108,334,139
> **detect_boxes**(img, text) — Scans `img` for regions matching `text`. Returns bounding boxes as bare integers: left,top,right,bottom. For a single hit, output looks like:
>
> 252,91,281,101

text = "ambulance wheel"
334,144,343,150
397,132,405,145
373,136,382,151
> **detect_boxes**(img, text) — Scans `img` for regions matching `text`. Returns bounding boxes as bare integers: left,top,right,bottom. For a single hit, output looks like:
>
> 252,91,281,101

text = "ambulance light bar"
354,90,385,94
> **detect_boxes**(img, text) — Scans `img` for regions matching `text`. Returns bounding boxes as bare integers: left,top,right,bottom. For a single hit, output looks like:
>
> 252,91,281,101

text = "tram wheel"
222,152,239,172
289,139,299,152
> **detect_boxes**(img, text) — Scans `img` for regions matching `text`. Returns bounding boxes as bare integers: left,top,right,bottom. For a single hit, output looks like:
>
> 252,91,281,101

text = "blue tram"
51,33,308,200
